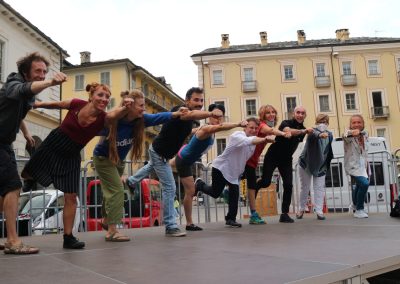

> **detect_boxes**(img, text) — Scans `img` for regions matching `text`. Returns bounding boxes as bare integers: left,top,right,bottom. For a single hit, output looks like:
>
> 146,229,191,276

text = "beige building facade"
192,29,400,162
62,53,184,167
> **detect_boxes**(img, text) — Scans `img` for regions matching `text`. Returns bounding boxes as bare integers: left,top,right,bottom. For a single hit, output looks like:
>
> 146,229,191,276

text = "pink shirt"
60,99,106,145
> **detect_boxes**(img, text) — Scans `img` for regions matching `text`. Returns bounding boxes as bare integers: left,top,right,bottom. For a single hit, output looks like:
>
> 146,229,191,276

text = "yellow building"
192,29,400,162
62,52,184,169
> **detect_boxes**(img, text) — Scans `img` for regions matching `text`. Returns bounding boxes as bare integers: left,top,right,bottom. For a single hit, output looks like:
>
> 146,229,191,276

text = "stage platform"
1,213,399,284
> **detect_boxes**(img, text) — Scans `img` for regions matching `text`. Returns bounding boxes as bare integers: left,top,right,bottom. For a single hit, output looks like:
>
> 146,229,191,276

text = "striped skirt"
23,128,84,194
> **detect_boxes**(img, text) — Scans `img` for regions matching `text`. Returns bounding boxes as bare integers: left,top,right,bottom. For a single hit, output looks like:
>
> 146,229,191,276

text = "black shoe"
194,178,205,195
225,219,242,228
63,234,85,249
279,213,294,223
186,224,203,231
22,179,37,193
316,213,326,220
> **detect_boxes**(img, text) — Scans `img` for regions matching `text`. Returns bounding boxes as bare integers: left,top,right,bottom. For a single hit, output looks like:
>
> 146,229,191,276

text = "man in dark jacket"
0,52,66,254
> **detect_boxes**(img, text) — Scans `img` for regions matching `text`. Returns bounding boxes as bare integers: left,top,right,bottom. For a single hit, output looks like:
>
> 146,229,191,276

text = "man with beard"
127,87,222,237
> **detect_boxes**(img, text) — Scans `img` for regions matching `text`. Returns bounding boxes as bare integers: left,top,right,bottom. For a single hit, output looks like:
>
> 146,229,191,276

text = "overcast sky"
6,0,400,98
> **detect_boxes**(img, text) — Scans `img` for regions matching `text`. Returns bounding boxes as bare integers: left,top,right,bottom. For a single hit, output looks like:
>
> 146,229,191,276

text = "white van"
19,189,82,235
324,137,396,213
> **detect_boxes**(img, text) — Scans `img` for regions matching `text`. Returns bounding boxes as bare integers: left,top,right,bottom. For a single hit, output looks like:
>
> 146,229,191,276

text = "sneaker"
354,210,368,219
296,210,305,220
165,228,186,237
22,179,37,193
194,178,205,194
279,213,294,223
316,213,326,220
63,234,85,249
249,213,266,225
185,224,203,231
225,219,242,228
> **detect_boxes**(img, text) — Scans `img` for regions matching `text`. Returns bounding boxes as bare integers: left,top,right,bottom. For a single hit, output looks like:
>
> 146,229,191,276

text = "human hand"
210,109,223,118
122,98,134,109
238,120,248,127
319,132,328,139
283,131,291,138
173,107,189,118
24,133,35,148
305,127,314,134
351,129,361,136
50,72,67,86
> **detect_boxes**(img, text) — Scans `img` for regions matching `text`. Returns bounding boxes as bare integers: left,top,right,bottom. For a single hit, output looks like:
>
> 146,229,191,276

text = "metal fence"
3,148,400,237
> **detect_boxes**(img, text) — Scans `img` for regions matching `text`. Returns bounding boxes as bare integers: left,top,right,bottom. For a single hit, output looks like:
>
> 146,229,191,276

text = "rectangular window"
212,70,223,85
376,128,386,137
106,97,115,111
316,63,326,77
243,68,254,81
319,95,330,112
342,61,352,75
214,101,225,107
75,74,84,90
368,60,379,75
286,97,297,113
216,138,226,156
245,99,257,117
131,75,136,89
368,162,384,186
100,71,110,86
345,93,356,110
284,65,294,80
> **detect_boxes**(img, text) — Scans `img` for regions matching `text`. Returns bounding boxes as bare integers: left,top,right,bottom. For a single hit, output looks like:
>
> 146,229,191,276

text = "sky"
6,0,400,98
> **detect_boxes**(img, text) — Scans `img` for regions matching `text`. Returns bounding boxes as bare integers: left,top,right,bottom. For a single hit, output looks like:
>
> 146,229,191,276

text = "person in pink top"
244,105,290,224
22,82,132,249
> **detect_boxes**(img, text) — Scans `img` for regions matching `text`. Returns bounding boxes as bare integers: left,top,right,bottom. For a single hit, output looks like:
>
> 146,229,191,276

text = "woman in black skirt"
22,82,132,249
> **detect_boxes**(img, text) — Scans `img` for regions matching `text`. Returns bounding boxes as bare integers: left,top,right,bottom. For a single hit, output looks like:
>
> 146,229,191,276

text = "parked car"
19,189,81,235
85,178,162,231
0,212,30,237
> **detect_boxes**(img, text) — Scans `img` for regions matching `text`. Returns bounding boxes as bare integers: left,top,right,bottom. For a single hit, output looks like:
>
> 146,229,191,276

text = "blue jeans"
128,146,177,230
351,176,369,210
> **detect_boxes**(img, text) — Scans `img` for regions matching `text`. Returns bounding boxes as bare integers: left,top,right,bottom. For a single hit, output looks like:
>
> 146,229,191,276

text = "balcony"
242,80,257,93
341,74,357,86
314,76,331,88
371,106,390,119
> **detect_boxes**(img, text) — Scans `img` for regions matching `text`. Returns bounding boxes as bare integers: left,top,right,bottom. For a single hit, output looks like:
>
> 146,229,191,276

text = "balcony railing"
314,76,331,88
341,74,357,86
371,106,390,119
242,80,257,92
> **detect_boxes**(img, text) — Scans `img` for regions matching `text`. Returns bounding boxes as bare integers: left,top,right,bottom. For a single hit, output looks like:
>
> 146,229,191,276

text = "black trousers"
256,155,293,214
199,167,239,221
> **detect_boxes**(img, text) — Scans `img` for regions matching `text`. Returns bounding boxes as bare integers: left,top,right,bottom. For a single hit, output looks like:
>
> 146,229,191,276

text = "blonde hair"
349,114,365,130
108,89,145,165
258,104,278,127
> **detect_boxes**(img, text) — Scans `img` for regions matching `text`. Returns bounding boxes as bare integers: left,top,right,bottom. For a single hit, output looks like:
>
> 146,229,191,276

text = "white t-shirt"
212,131,256,185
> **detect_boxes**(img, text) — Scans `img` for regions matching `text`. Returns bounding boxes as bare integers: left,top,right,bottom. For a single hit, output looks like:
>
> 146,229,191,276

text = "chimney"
335,29,350,41
221,34,230,48
80,51,91,64
297,30,306,44
260,31,268,46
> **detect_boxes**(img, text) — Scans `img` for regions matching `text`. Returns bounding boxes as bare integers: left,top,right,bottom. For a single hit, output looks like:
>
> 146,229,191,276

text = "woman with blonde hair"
296,114,333,220
245,105,290,224
343,114,370,218
23,82,131,249
93,89,187,241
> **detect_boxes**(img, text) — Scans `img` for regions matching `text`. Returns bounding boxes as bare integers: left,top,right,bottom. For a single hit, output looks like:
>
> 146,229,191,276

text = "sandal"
105,232,130,242
296,210,305,219
4,242,39,254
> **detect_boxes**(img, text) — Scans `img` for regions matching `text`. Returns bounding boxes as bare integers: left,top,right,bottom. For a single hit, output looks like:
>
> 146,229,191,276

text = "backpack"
390,199,400,218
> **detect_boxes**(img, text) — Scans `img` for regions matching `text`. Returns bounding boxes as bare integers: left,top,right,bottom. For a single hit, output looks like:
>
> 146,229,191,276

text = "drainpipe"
330,46,341,136
59,48,63,125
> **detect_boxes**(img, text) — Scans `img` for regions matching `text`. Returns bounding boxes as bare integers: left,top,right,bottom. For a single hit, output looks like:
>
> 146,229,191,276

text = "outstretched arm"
105,98,134,125
34,99,72,110
283,126,313,136
180,108,223,121
196,120,248,140
259,124,290,138
30,72,67,94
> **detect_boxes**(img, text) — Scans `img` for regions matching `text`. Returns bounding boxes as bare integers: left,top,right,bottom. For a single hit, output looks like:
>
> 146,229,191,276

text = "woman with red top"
22,82,132,249
245,105,290,224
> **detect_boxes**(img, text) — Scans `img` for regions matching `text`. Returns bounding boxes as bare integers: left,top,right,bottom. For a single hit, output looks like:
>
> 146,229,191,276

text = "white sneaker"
349,204,356,213
353,210,368,218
